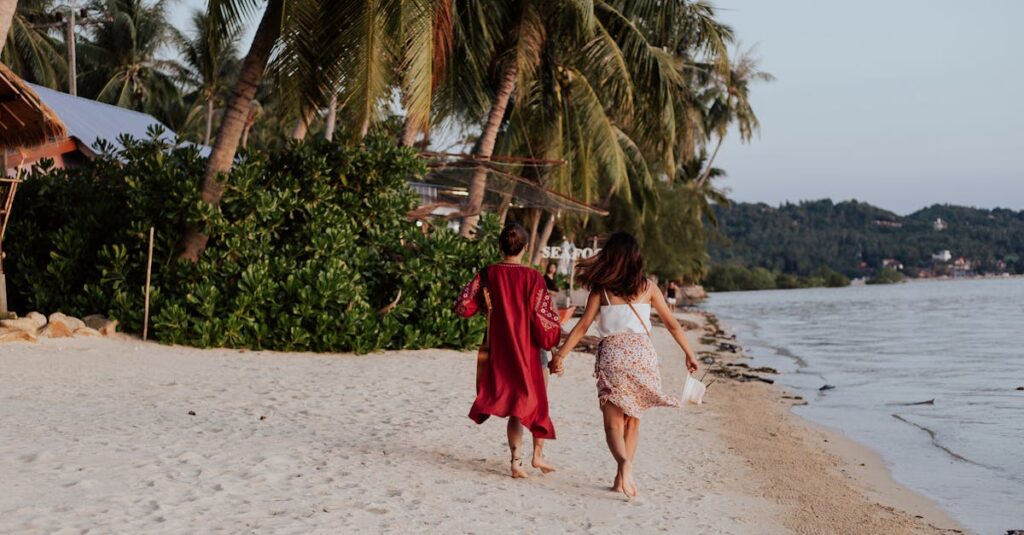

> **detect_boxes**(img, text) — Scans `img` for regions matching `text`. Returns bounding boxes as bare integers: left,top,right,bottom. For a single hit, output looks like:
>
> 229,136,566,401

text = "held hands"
548,352,566,376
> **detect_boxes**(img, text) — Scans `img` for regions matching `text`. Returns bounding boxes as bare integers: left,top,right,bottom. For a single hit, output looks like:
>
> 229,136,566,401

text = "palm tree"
174,9,241,145
77,0,183,114
447,0,598,237
177,0,285,261
452,0,735,238
0,0,16,55
1,0,65,88
696,45,773,187
178,0,451,260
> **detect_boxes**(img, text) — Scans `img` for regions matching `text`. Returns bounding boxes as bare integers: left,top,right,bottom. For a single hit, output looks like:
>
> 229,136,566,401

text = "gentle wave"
707,278,1024,535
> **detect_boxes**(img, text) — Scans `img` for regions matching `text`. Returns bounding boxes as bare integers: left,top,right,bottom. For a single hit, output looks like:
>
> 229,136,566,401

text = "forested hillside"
710,200,1024,277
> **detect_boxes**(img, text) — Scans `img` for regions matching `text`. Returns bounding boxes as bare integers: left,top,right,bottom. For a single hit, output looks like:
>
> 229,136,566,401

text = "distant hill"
709,200,1024,277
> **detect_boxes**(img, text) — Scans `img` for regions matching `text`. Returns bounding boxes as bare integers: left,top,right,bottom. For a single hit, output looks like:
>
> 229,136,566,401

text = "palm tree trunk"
291,107,315,140
358,114,371,140
240,123,252,147
203,98,213,145
496,193,513,226
177,0,284,262
65,5,77,95
696,134,725,188
399,115,416,147
526,208,540,260
459,59,518,237
530,211,558,266
324,94,337,141
0,0,17,55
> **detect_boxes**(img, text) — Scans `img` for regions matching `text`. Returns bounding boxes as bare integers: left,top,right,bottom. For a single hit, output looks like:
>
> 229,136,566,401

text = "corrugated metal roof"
28,84,177,153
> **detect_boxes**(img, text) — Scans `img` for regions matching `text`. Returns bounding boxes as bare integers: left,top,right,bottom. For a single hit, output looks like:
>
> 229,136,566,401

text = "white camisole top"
597,288,652,337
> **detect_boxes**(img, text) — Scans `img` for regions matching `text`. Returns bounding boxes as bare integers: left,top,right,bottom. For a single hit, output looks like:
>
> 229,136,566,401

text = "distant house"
882,258,903,270
873,219,902,228
933,217,948,231
952,256,974,277
3,83,187,173
932,250,952,263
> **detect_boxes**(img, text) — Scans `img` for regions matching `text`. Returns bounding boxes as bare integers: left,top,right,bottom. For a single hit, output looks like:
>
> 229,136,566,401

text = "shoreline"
0,314,965,533
682,309,965,534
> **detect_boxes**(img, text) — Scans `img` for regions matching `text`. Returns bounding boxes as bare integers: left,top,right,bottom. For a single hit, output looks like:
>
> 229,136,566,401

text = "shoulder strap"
602,288,610,305
625,301,651,337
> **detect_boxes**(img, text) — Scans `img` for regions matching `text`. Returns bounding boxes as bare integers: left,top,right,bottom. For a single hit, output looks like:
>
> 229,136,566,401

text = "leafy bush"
6,132,498,352
704,264,850,292
866,267,904,285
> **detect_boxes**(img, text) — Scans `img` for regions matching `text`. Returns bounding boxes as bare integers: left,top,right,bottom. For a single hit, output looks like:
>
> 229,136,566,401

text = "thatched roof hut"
0,63,68,150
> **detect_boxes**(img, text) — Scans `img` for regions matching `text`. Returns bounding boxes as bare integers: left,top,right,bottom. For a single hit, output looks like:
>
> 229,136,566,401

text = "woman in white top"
550,232,699,499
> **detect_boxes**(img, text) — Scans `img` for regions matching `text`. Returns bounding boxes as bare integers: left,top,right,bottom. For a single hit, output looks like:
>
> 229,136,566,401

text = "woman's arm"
549,291,602,375
650,285,700,374
453,272,483,318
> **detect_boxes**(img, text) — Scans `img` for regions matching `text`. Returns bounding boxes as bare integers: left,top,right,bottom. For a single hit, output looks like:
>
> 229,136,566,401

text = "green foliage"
579,179,710,282
866,267,904,285
711,199,1024,276
703,265,851,292
6,135,499,352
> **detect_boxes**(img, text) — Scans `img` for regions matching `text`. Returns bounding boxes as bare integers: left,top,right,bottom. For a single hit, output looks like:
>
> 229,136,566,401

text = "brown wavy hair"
575,232,647,298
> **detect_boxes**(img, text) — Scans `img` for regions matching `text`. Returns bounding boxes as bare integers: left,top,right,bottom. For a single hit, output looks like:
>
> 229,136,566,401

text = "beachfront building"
0,64,72,313
933,217,948,231
3,83,184,174
932,250,952,263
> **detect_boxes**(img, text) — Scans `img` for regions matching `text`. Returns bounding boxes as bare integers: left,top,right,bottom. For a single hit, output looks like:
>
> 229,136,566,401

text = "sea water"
707,278,1024,534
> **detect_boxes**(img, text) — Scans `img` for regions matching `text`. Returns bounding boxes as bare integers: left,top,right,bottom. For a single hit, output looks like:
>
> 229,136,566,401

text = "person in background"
455,222,563,478
666,280,679,312
540,262,560,384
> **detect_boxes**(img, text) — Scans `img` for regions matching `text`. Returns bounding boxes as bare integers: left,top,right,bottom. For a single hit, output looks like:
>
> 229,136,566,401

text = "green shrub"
6,132,498,352
703,265,776,291
704,264,851,292
816,266,851,287
866,267,904,285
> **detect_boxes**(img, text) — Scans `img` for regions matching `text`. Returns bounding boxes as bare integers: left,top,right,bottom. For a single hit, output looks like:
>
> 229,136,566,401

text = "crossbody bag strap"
625,281,652,337
625,301,652,338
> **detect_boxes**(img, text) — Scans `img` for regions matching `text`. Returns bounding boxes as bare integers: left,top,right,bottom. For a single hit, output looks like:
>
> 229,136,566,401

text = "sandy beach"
0,313,964,534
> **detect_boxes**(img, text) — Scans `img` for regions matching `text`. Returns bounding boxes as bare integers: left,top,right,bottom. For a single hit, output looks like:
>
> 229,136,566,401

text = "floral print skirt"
595,333,680,418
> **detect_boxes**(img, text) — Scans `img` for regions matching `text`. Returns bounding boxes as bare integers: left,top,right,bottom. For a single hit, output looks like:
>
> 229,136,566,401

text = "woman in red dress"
455,222,562,478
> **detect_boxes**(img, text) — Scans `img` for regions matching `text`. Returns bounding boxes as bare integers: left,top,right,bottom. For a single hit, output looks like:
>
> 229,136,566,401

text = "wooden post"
142,227,154,340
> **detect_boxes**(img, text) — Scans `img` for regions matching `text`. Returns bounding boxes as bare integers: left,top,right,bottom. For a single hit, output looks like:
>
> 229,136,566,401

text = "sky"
170,0,1024,214
711,0,1024,214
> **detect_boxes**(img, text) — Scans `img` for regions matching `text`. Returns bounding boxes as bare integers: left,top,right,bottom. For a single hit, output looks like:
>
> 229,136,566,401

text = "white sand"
0,316,961,534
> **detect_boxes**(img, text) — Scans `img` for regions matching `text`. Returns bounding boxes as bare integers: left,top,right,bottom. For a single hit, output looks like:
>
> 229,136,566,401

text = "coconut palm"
1,0,65,88
0,0,17,55
451,0,736,237
443,0,599,237
179,0,450,260
174,9,241,145
77,0,183,115
696,45,773,187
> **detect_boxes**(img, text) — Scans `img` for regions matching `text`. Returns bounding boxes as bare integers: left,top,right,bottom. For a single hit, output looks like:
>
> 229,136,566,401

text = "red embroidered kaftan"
455,263,562,439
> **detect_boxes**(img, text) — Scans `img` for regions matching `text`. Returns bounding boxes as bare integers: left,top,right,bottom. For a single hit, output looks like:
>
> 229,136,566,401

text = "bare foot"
531,455,557,474
620,461,638,499
511,458,529,479
612,472,623,492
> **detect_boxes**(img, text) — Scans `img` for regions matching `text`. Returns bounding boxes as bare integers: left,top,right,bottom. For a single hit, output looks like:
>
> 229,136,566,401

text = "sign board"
541,246,600,260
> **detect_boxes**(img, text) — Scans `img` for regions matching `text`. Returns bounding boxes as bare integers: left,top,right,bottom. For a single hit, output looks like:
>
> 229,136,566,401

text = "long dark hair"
576,232,647,298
